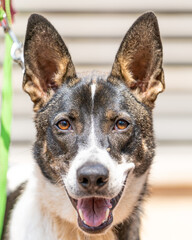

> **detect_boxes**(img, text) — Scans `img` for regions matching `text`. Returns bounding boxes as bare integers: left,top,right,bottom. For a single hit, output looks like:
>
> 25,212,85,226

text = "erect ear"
109,12,165,108
23,14,77,111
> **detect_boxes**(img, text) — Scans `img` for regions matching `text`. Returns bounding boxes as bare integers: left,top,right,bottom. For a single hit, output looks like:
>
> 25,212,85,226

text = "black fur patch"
2,183,26,240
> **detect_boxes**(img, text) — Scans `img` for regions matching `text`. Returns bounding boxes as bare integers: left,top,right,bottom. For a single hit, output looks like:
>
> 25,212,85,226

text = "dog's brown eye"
57,120,71,131
115,119,129,131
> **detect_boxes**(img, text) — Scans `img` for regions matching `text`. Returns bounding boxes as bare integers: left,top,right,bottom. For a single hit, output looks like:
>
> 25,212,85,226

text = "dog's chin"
67,185,125,234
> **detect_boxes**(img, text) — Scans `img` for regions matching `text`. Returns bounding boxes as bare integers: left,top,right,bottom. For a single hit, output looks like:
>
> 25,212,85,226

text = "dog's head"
23,13,164,235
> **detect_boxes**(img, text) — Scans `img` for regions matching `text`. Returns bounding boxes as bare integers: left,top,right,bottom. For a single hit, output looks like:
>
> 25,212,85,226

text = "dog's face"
23,13,164,235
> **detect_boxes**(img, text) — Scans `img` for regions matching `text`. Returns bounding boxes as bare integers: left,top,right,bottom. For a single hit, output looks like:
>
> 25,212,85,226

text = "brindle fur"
5,12,164,240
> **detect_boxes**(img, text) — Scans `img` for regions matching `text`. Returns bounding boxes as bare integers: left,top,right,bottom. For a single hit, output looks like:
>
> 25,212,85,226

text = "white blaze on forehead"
91,81,96,100
89,117,97,147
89,81,97,147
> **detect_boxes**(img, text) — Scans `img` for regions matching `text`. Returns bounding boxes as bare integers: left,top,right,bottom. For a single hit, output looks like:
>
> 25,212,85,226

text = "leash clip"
0,6,24,71
10,36,24,71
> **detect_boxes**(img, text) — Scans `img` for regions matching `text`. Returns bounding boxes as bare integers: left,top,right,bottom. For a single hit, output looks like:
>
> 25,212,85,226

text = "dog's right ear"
23,14,77,111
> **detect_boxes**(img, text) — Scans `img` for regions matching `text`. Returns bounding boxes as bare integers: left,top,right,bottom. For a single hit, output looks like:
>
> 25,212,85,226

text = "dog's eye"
114,119,129,131
56,120,72,131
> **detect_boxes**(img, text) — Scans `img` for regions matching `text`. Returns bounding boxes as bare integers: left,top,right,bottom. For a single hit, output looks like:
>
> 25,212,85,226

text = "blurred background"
0,0,192,239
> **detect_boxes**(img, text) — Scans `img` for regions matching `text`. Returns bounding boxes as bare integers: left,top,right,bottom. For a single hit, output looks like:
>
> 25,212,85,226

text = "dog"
5,12,165,240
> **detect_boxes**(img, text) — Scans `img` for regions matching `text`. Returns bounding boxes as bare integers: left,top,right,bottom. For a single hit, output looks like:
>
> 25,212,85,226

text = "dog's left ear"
109,12,165,108
23,14,77,111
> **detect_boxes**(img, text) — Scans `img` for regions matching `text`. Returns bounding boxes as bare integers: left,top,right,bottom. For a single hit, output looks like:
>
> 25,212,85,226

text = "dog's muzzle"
66,162,135,234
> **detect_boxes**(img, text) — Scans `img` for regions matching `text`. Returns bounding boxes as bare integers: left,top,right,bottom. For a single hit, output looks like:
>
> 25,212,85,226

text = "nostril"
79,177,89,187
96,177,108,187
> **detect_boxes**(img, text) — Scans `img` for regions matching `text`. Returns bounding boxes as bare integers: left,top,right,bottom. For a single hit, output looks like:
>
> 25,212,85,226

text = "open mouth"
68,185,125,234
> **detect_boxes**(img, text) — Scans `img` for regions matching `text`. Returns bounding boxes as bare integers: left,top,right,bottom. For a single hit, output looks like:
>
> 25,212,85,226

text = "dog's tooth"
83,220,87,225
105,208,110,221
102,208,110,224
79,209,84,221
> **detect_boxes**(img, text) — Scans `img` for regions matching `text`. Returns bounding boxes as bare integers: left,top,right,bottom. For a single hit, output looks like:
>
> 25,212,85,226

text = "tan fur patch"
118,56,137,89
105,110,118,120
142,139,148,153
42,141,47,155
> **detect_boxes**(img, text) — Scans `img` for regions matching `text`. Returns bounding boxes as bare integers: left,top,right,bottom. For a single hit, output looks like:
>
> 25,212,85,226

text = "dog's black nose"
77,163,109,191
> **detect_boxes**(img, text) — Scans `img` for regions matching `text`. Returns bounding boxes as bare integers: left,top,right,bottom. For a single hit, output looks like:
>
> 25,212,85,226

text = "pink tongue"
77,198,112,227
